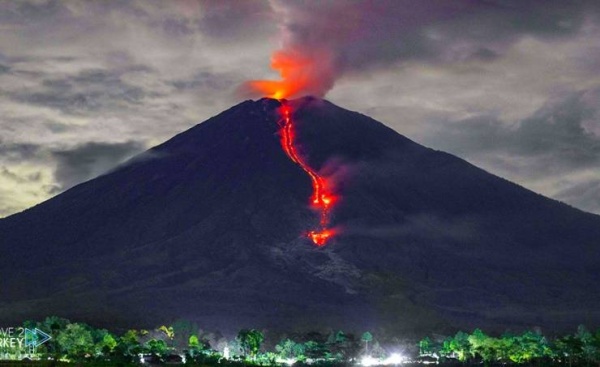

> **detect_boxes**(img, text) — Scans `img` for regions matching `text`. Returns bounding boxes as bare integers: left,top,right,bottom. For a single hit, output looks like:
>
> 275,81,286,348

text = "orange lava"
278,102,336,246
309,229,335,246
248,50,332,99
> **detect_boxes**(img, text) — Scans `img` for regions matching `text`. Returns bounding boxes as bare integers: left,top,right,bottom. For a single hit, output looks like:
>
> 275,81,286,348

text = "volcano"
1,97,599,335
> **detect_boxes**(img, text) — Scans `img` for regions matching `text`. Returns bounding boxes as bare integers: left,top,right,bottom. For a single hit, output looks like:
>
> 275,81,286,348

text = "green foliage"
187,334,211,360
276,338,306,360
362,332,373,354
326,330,361,362
11,315,600,367
440,331,470,361
56,323,94,361
236,329,264,359
419,336,433,356
145,338,168,356
304,339,328,360
467,329,497,362
116,329,142,360
172,319,199,351
361,332,373,343
158,325,174,340
38,316,71,357
96,332,117,356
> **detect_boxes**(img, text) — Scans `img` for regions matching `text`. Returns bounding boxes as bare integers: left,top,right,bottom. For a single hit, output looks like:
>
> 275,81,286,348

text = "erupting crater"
277,101,337,246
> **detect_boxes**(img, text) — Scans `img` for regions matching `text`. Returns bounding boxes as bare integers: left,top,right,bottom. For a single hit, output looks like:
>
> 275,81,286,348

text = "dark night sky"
1,0,600,216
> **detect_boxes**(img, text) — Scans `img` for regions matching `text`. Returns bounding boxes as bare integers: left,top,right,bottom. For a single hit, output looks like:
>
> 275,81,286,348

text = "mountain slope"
1,97,599,335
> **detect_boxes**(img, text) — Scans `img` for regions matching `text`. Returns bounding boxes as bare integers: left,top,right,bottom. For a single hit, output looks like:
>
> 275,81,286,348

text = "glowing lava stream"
278,102,336,246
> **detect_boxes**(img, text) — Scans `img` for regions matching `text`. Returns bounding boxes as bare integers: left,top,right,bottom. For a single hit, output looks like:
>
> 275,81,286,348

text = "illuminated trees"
327,330,361,361
576,325,600,366
467,329,498,362
362,331,373,354
116,329,143,361
38,316,70,358
172,319,199,351
188,335,202,357
93,329,117,357
304,339,328,360
56,323,94,361
419,336,433,356
276,338,305,361
12,315,600,366
145,338,168,356
440,331,470,361
236,329,264,359
510,330,549,363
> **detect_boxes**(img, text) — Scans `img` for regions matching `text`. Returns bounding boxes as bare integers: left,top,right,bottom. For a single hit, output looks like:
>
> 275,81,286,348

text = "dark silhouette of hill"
1,97,599,336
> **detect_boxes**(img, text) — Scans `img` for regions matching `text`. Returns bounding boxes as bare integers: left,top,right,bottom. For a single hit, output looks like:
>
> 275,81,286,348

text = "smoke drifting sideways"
240,0,598,99
238,1,475,99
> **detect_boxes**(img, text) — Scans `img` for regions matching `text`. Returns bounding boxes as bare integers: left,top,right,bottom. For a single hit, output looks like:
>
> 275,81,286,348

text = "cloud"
0,142,42,163
0,0,277,216
0,139,145,217
245,0,600,97
51,141,146,190
0,163,56,217
554,179,600,214
430,89,600,170
281,0,599,68
194,0,274,39
0,0,599,219
9,68,150,115
420,88,600,213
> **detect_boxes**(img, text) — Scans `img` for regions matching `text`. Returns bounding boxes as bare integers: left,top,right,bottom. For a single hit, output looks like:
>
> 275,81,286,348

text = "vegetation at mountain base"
2,317,600,366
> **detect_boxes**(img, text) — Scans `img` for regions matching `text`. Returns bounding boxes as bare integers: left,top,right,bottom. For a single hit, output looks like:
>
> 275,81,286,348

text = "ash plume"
242,0,600,99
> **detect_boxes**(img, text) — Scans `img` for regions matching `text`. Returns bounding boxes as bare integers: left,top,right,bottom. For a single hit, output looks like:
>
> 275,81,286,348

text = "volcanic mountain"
1,97,599,335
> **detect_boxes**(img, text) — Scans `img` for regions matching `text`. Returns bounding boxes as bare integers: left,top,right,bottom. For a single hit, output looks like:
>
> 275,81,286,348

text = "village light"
383,353,405,365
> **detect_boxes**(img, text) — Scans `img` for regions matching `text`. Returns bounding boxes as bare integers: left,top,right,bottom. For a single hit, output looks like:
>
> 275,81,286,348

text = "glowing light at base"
278,102,337,246
360,353,407,366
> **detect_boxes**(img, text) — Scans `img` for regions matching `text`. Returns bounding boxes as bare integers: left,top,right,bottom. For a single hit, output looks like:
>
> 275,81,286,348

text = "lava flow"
278,102,337,246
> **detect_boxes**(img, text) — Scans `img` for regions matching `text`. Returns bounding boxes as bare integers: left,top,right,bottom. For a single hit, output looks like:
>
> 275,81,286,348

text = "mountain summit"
1,97,599,334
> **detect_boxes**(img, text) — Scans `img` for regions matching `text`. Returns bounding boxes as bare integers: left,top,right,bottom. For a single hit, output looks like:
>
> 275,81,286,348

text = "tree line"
2,316,600,366
1,316,377,365
419,325,600,366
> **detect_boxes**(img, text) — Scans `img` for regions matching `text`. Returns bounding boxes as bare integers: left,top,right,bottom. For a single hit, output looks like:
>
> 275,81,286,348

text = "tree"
371,341,386,360
362,332,373,354
419,336,433,357
468,329,496,362
145,339,168,357
236,329,264,359
304,340,328,360
117,329,142,361
442,331,471,362
576,325,598,366
276,339,304,360
187,334,210,360
503,330,548,364
158,325,175,348
326,331,361,362
39,316,71,358
94,331,118,357
172,319,198,351
56,323,94,361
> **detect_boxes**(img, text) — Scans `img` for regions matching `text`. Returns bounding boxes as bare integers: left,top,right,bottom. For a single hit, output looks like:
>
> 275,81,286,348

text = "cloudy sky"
1,0,600,217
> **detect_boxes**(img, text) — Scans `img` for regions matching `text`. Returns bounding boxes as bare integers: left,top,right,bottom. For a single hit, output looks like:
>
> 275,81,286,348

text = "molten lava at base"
278,102,337,246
